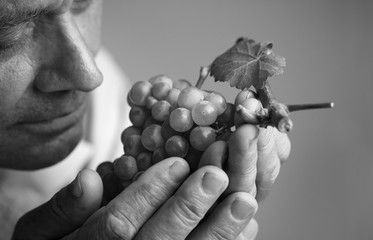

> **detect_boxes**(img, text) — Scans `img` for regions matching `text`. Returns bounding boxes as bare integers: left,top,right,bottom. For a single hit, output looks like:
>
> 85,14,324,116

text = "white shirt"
0,49,131,239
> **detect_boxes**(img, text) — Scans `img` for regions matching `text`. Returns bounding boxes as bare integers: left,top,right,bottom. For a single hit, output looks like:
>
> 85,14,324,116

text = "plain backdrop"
101,1,373,239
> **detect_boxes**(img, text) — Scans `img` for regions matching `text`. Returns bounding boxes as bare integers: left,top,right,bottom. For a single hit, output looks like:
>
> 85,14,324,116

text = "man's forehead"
0,0,72,16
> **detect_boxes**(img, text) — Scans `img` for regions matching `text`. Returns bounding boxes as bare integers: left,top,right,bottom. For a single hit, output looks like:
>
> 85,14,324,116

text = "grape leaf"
210,37,286,90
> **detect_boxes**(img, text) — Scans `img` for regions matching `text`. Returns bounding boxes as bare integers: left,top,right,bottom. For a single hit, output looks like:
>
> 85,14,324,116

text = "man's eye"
0,30,24,51
72,0,93,13
0,24,33,54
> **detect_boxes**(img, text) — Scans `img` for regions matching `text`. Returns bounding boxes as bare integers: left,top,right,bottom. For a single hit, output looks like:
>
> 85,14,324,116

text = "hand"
200,124,291,202
12,158,258,240
96,124,290,239
199,124,291,239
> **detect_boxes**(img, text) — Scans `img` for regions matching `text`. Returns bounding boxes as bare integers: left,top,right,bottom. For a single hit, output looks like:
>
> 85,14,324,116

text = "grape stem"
195,65,211,89
256,81,334,132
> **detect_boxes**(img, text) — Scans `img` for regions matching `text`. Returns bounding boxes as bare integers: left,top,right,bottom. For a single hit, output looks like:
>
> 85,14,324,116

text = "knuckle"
209,225,236,240
173,197,205,226
102,179,176,240
258,127,274,147
103,182,169,239
134,181,169,209
258,161,280,189
227,168,257,195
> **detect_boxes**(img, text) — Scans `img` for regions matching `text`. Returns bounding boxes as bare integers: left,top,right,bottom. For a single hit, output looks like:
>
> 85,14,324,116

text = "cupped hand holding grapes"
99,72,292,239
99,38,328,239
12,158,259,240
118,73,292,201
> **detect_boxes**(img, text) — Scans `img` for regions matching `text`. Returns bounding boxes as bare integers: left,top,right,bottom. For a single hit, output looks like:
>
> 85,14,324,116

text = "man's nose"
34,13,103,93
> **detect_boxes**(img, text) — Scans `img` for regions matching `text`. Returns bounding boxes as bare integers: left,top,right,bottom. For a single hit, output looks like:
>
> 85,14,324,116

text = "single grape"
148,74,173,88
151,100,171,122
151,82,172,100
166,88,181,108
141,124,165,151
177,87,204,110
127,93,136,107
123,134,145,158
96,161,122,205
234,89,257,107
204,91,227,115
113,155,138,181
216,102,235,128
241,98,262,113
121,126,142,145
152,147,168,165
192,100,218,126
96,161,114,179
189,126,216,151
173,79,192,90
165,135,189,158
234,98,263,126
136,151,152,171
129,81,153,106
169,107,194,132
129,106,149,128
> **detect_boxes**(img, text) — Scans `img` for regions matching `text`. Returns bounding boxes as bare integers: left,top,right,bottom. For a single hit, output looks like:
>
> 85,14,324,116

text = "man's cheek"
0,53,35,115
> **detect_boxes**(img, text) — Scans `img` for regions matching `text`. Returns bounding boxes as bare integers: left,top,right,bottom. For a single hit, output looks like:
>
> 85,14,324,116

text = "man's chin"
27,131,83,170
1,122,84,170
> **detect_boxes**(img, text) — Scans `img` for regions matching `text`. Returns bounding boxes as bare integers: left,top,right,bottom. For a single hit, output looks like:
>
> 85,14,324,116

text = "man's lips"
16,101,88,135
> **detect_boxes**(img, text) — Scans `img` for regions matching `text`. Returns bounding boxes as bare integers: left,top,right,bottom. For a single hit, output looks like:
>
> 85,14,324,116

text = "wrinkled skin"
98,125,291,239
5,1,291,239
0,0,103,169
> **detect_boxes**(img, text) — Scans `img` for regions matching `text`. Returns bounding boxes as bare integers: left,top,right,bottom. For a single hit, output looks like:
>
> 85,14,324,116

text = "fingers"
199,140,228,169
12,169,103,240
67,157,190,240
187,192,258,240
226,124,259,196
256,126,283,202
274,128,291,163
135,166,229,240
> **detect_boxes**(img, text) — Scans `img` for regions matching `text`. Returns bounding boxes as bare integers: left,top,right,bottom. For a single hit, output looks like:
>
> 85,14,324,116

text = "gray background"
101,1,373,239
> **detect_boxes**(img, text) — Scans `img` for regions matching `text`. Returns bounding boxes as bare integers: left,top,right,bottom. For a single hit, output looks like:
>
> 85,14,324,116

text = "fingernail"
231,198,254,220
202,172,226,195
69,171,83,198
168,161,188,182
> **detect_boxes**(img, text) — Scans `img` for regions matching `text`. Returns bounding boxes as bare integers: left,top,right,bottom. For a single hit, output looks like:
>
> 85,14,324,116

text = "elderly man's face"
0,0,103,169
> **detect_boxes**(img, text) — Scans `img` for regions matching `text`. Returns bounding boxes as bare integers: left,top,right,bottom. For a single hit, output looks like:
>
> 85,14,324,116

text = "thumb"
12,169,103,240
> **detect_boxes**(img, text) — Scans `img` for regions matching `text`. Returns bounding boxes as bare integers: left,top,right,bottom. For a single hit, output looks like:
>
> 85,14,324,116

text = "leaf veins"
210,37,286,90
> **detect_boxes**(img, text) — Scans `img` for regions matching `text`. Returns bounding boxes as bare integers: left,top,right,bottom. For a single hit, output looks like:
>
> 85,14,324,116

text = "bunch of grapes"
100,38,333,202
118,73,267,181
116,71,333,184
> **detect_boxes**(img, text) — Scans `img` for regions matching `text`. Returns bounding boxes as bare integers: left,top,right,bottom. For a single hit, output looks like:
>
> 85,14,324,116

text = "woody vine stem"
195,66,334,133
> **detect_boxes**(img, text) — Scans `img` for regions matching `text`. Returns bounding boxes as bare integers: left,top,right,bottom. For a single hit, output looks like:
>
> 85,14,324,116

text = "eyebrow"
0,7,50,29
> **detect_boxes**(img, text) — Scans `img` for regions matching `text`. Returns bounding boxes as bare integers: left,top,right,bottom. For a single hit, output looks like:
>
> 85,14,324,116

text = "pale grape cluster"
119,74,263,179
